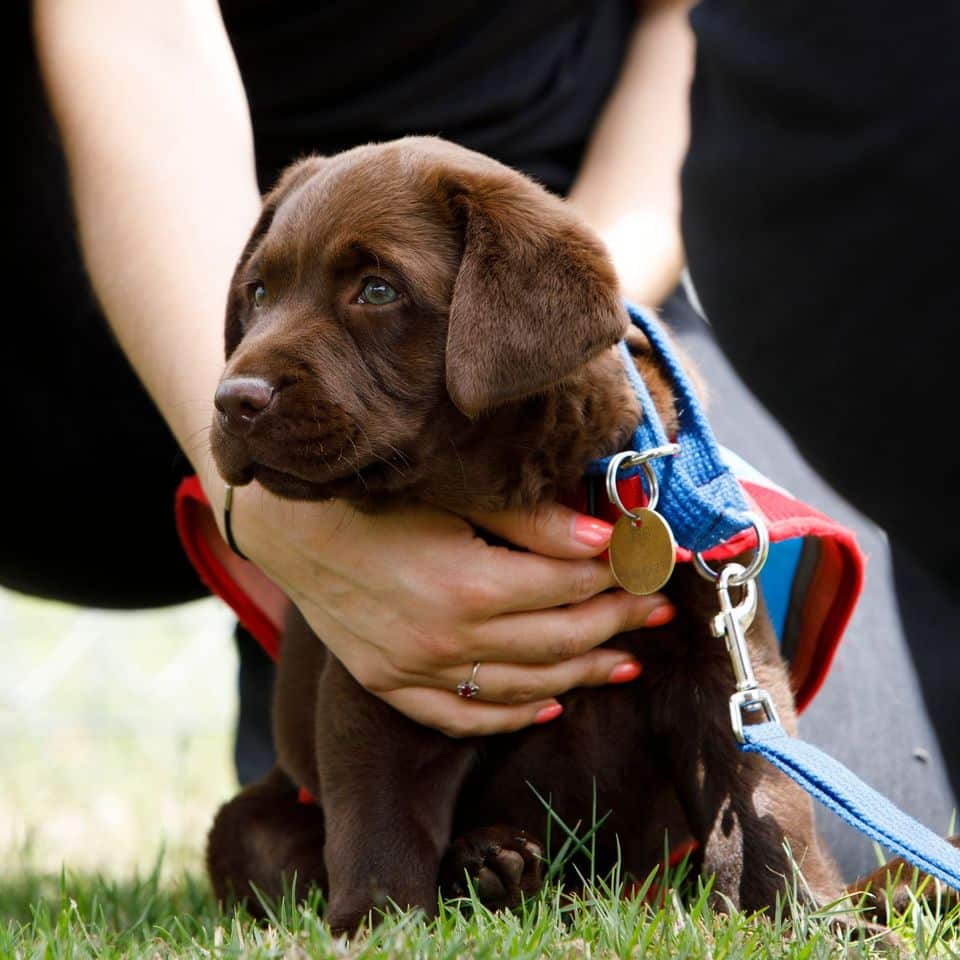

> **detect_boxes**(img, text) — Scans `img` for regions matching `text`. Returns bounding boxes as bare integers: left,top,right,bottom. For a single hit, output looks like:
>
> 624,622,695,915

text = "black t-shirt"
682,0,959,590
220,0,636,192
8,0,636,603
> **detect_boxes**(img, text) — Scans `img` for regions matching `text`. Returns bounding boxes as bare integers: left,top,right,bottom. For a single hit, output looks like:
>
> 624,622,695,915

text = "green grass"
3,592,958,957
2,856,958,959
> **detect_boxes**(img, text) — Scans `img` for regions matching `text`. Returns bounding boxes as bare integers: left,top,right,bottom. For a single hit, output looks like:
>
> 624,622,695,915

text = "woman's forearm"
569,0,695,304
32,0,260,488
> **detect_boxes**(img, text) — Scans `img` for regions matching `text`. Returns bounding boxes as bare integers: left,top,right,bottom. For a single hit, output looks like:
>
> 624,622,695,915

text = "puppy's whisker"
172,398,218,410
185,425,214,443
308,405,341,468
374,452,406,476
330,501,358,538
184,435,214,461
355,423,407,477
449,437,468,493
378,439,412,469
346,435,368,491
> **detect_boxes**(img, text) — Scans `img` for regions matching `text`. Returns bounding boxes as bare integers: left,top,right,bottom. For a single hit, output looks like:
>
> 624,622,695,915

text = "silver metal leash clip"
728,689,779,744
705,553,780,743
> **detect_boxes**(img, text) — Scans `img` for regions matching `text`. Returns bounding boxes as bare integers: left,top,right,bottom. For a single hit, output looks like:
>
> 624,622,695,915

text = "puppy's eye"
356,277,399,306
253,284,267,308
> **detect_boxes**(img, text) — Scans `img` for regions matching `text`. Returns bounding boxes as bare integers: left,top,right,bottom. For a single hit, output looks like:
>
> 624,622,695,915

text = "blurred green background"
0,587,239,880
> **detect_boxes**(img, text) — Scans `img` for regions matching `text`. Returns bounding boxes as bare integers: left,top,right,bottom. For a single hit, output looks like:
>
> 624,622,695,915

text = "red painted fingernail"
608,661,643,684
645,603,676,627
534,703,564,724
573,516,612,548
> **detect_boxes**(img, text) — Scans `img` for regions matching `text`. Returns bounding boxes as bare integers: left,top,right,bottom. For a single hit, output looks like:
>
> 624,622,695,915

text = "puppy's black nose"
215,376,276,433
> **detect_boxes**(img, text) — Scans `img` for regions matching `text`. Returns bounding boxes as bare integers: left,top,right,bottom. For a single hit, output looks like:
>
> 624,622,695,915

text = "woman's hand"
216,474,674,737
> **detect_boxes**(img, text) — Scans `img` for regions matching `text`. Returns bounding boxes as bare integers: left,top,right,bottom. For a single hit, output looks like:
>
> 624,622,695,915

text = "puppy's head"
211,137,631,503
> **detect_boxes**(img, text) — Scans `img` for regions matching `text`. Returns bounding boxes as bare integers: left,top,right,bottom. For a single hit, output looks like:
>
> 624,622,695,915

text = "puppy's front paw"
440,825,543,909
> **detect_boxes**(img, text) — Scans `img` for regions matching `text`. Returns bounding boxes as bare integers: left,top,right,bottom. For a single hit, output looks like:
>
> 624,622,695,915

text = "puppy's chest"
568,593,746,725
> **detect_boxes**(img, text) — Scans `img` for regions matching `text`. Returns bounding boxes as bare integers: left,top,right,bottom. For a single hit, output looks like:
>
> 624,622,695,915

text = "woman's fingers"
465,550,620,615
432,648,646,706
378,688,565,739
466,502,615,559
466,589,675,663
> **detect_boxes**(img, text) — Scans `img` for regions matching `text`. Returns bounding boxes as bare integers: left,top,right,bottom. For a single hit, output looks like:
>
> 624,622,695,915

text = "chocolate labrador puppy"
204,137,852,931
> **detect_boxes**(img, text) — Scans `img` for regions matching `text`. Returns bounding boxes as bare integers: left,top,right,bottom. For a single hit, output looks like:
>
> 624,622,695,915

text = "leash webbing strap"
586,305,753,553
741,722,960,889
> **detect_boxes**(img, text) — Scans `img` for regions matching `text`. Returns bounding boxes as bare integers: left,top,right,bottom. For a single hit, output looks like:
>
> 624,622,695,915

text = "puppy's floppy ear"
442,164,628,417
224,156,328,358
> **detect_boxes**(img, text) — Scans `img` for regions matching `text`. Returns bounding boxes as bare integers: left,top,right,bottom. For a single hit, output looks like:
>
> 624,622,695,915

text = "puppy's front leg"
678,732,841,911
663,673,842,911
315,657,476,933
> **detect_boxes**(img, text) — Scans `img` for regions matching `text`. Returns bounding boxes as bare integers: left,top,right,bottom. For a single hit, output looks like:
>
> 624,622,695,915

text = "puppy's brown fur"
207,137,848,931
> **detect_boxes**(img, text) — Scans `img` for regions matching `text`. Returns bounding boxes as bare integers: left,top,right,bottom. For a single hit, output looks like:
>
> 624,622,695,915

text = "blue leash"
742,723,960,888
600,304,960,891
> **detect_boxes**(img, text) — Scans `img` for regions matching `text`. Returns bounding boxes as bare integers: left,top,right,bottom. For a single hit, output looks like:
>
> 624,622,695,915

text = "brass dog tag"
609,509,677,595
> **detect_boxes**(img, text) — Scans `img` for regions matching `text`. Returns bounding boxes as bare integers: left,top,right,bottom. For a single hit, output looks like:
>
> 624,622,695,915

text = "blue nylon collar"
585,304,753,554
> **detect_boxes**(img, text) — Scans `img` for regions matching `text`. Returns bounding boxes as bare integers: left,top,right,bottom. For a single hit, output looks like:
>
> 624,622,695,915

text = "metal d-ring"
604,444,680,522
693,511,770,586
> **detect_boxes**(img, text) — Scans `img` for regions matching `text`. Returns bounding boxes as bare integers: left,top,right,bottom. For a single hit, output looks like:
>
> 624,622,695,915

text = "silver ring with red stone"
456,662,481,699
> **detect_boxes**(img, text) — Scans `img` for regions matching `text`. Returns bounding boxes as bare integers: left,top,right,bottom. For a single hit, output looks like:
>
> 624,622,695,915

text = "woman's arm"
32,0,671,734
569,0,695,305
33,0,260,480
